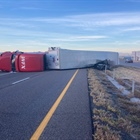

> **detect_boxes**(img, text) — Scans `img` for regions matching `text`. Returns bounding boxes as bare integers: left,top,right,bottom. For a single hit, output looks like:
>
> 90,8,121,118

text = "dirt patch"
88,67,140,140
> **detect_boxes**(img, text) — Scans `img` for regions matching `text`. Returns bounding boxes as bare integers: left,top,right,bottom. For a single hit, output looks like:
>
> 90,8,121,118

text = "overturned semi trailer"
46,47,119,69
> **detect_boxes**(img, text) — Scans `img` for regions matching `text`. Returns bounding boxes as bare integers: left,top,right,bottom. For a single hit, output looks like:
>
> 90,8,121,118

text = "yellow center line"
30,69,79,140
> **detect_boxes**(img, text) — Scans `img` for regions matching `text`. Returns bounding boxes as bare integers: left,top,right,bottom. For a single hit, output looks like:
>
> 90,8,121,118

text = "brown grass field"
88,66,140,140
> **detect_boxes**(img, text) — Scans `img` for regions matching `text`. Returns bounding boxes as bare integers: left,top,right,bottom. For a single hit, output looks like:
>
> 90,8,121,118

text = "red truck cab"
0,51,45,72
0,52,13,72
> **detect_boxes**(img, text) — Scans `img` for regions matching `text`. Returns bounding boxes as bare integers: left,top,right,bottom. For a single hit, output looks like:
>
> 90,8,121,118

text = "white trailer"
46,47,119,69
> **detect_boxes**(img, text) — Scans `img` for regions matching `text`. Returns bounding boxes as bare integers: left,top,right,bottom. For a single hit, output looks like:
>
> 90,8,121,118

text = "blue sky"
0,0,140,53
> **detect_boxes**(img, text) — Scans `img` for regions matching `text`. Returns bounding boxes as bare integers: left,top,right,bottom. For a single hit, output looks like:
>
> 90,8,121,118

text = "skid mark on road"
30,69,79,140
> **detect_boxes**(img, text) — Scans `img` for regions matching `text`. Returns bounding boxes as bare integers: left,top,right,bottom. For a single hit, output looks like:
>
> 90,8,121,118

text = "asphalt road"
0,69,92,140
119,59,140,68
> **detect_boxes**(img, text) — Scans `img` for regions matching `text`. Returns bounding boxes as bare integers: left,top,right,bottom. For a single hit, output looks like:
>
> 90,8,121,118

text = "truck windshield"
11,54,16,71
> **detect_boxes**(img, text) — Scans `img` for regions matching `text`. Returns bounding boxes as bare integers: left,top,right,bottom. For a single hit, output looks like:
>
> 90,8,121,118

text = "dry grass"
107,66,140,98
93,123,121,140
88,68,140,140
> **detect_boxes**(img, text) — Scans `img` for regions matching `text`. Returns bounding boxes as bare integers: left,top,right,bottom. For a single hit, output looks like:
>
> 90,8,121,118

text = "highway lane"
0,72,45,89
119,59,140,68
0,69,92,140
39,69,92,140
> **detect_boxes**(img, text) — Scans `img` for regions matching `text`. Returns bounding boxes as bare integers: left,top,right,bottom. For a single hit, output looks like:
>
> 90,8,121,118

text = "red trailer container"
0,51,45,72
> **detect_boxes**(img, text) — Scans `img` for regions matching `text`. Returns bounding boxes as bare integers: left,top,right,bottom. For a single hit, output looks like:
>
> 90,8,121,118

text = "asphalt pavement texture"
0,69,92,140
119,59,140,68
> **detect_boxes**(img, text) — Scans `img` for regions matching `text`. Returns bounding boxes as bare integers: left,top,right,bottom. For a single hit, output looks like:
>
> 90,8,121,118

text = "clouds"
0,12,140,52
1,12,140,30
49,35,107,42
15,12,139,29
122,27,140,32
67,12,136,28
1,12,140,36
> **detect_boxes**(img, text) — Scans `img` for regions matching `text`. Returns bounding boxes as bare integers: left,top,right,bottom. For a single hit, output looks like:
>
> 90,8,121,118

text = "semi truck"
0,48,119,72
46,47,119,69
0,51,45,72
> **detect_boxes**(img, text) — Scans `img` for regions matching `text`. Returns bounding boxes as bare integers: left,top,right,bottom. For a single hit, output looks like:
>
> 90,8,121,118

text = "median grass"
88,68,140,140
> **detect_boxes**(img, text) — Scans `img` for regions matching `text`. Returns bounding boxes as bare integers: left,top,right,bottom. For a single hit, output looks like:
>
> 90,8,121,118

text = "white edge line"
12,77,30,85
0,72,16,77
